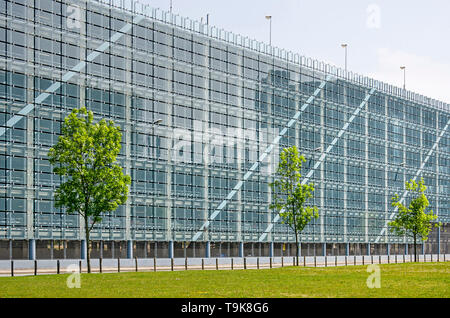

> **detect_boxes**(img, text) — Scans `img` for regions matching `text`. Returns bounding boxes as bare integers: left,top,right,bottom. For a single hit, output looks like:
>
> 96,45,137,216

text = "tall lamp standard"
400,66,406,90
341,44,348,73
265,15,272,46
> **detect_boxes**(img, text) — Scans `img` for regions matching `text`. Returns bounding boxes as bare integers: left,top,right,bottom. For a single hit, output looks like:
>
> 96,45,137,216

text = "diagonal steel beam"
374,118,450,243
191,75,335,242
258,87,376,242
0,14,145,137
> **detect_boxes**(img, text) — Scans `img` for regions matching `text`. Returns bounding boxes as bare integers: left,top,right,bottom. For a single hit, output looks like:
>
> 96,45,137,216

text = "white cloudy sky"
140,0,450,103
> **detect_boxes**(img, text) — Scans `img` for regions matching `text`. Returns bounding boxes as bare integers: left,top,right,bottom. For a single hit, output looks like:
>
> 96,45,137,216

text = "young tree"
389,178,441,262
48,107,131,273
270,146,319,266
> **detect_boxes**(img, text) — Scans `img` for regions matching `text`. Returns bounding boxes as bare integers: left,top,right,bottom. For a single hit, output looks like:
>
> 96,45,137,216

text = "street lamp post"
400,66,406,90
265,16,272,46
341,44,348,73
170,0,172,13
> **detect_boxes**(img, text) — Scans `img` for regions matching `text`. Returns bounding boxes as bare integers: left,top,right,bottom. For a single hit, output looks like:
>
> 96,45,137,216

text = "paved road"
0,254,447,277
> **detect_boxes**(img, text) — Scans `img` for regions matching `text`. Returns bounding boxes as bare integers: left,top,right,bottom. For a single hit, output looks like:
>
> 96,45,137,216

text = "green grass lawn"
0,262,448,298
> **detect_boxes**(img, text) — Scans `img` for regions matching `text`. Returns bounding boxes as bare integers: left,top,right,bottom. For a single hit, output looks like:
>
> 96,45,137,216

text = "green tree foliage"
270,146,319,265
389,178,441,262
48,107,131,273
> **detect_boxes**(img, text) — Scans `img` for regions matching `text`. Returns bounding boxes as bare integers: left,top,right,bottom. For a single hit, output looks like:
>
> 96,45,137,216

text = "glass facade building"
0,0,449,259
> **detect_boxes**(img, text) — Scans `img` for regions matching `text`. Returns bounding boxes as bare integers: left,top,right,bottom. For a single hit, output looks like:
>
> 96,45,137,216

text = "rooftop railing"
93,0,449,112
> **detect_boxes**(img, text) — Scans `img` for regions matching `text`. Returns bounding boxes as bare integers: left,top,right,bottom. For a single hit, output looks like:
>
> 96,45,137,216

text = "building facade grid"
0,0,448,258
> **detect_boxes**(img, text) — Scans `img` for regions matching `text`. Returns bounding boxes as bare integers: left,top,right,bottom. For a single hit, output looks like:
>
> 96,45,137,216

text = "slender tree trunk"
85,215,91,273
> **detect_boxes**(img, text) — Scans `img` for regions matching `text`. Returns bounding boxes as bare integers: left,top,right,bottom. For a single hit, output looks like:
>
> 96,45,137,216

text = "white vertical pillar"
25,3,36,244
235,69,242,243
265,78,272,244
127,240,133,259
205,241,211,258
122,13,133,242
437,227,441,255
343,85,348,244
26,68,34,243
81,239,87,260
28,239,36,260
364,89,369,243
202,38,212,244
239,242,244,257
165,51,174,243
384,96,389,244
294,78,300,245
168,240,174,258
319,89,325,243
78,3,87,244
435,110,439,247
